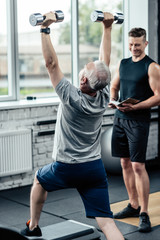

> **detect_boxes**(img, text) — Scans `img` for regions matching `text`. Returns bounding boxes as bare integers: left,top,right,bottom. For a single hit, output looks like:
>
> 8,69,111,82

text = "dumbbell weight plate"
29,13,44,26
90,10,104,22
54,10,64,22
114,12,124,24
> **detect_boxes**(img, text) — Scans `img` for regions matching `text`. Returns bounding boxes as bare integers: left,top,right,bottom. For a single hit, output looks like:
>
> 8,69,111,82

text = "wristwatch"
40,27,50,34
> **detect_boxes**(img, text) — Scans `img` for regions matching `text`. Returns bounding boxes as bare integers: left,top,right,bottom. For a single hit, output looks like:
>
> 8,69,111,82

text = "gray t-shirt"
52,77,109,163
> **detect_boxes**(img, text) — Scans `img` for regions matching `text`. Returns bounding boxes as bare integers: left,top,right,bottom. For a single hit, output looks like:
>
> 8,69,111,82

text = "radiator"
0,129,32,177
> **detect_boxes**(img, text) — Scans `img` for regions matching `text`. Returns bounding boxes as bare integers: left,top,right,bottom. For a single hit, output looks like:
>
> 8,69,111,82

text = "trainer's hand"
117,103,136,112
42,11,57,27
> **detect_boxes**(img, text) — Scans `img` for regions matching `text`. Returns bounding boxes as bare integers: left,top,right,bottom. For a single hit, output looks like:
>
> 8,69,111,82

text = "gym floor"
0,166,160,240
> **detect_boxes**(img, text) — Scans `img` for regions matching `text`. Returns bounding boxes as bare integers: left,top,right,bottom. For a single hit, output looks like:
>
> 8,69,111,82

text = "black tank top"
115,55,154,121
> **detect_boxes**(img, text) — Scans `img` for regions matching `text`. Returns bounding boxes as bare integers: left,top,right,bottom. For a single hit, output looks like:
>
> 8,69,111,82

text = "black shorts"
112,117,150,163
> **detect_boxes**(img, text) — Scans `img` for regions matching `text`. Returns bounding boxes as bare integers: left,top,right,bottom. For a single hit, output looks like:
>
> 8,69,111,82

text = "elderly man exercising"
21,11,126,240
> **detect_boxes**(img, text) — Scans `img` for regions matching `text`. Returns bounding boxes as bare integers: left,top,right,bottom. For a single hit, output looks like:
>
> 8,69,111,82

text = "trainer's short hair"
85,60,111,91
128,28,146,42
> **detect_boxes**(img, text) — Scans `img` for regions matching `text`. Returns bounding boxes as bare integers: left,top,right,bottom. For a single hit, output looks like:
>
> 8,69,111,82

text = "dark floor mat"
125,225,160,240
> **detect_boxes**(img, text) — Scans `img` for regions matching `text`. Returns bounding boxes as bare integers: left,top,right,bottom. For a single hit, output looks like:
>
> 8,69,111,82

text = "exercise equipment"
101,127,122,174
40,220,101,240
0,225,28,240
0,220,101,240
29,10,64,26
90,10,124,24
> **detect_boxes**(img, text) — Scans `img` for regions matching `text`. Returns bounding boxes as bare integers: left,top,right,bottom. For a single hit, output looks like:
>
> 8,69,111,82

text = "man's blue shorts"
37,159,113,219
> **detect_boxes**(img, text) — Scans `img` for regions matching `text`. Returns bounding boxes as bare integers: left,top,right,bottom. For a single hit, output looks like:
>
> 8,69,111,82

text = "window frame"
71,0,79,87
1,0,76,102
0,0,19,101
1,0,149,103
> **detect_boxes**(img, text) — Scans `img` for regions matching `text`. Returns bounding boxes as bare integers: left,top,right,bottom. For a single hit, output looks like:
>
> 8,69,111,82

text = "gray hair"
85,60,111,91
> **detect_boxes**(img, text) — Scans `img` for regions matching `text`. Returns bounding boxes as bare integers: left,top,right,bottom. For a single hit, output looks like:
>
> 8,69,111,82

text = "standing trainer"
109,27,160,232
21,11,125,240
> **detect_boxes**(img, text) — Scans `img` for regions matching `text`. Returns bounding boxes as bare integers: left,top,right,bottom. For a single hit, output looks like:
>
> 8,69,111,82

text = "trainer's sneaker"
113,203,140,219
138,212,152,232
21,220,42,237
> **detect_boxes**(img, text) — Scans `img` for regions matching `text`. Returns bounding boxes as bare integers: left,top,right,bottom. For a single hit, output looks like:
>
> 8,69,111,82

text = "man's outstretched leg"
96,217,126,240
21,172,47,237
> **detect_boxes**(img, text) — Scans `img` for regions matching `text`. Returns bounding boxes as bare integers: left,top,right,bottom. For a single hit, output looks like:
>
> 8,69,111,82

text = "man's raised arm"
41,12,64,88
99,12,114,66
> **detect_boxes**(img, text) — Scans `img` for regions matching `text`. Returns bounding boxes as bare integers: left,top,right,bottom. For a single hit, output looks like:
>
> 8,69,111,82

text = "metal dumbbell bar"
29,10,64,26
90,10,124,24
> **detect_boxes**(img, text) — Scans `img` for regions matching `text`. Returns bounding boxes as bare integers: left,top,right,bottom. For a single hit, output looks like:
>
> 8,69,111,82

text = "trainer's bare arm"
99,12,114,66
136,62,160,108
119,62,160,112
41,12,64,88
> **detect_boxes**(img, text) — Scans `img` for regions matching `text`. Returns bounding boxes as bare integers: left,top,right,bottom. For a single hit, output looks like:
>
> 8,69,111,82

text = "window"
0,0,123,102
17,0,71,99
78,0,123,78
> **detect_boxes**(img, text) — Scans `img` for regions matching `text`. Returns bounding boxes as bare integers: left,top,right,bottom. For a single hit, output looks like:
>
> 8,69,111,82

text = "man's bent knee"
33,170,40,185
96,217,114,229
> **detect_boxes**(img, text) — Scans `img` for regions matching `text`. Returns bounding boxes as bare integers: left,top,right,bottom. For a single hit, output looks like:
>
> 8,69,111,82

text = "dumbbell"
90,10,124,24
29,10,64,26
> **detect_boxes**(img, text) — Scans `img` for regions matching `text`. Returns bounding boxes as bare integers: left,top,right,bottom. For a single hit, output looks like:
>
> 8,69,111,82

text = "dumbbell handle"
90,10,124,24
29,10,64,26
